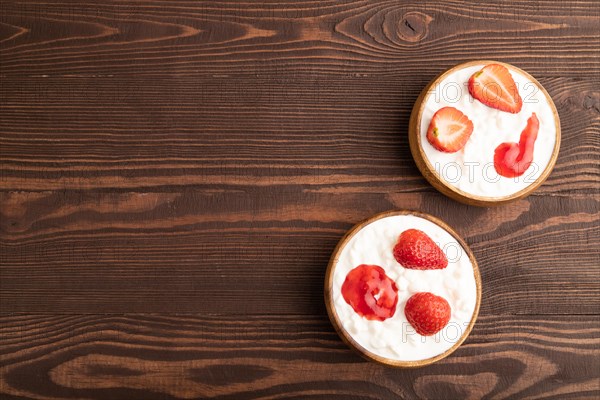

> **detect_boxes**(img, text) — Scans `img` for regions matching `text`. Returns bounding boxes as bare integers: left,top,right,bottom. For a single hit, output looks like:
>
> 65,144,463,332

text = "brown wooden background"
1,1,599,399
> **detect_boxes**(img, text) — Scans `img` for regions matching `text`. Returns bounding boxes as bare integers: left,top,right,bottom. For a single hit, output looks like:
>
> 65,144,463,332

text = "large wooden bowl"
324,210,482,368
408,60,561,207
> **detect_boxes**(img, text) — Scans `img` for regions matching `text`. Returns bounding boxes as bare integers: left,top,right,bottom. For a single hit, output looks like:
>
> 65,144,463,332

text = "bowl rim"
408,59,561,207
324,209,482,368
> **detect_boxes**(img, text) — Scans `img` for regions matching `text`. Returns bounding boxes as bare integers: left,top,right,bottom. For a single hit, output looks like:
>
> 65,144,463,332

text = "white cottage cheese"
419,64,557,198
332,214,478,361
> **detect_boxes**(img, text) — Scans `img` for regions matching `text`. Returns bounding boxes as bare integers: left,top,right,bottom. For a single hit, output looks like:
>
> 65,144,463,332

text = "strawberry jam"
341,264,398,321
494,113,539,178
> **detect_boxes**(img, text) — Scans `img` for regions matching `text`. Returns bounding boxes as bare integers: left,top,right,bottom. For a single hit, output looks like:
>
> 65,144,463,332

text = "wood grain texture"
1,0,599,77
1,0,599,397
1,314,599,400
0,75,598,194
1,190,598,314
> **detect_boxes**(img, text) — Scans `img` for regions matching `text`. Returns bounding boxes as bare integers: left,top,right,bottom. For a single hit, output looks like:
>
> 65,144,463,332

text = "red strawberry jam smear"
341,264,398,321
494,113,539,178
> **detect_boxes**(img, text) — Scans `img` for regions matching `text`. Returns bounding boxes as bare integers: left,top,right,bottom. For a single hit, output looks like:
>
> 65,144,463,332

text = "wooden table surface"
1,1,599,399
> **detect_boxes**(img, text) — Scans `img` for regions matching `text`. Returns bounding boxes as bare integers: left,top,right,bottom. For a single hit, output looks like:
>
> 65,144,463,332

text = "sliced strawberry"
426,107,474,153
393,229,448,270
494,113,539,178
341,264,398,321
404,292,451,336
468,63,523,113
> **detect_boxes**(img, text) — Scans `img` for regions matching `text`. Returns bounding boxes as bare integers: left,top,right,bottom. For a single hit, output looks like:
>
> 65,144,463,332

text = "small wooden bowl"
324,210,482,368
409,60,561,207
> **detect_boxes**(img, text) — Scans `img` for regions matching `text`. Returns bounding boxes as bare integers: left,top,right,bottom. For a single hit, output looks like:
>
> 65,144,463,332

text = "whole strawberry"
404,292,451,336
393,229,448,270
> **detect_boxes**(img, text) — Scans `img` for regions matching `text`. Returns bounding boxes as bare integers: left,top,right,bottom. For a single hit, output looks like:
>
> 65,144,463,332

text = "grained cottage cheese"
332,214,478,361
419,65,557,198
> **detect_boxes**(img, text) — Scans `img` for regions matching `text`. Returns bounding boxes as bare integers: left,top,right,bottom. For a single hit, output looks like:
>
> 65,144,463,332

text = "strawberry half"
393,229,448,270
404,292,451,336
426,107,474,153
468,63,523,113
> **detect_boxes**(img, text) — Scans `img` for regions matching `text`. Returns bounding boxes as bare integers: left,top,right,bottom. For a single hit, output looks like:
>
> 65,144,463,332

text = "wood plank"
1,190,598,314
1,1,599,77
1,0,599,396
1,314,598,399
1,75,598,193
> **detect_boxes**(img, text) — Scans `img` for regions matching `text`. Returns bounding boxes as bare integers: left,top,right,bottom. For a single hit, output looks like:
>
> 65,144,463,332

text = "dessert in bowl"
324,210,481,367
409,60,561,206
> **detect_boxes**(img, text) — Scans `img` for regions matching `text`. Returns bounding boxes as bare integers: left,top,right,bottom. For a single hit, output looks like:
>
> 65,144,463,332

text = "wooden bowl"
324,210,481,368
409,60,561,207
